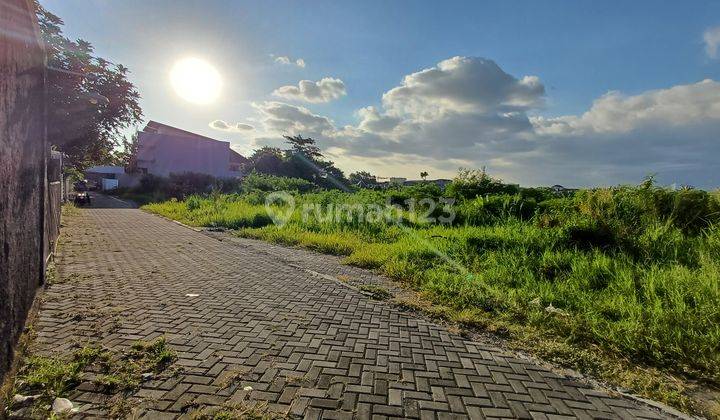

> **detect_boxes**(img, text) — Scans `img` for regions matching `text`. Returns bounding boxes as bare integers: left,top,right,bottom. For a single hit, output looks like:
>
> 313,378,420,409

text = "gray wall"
0,0,48,381
136,132,240,178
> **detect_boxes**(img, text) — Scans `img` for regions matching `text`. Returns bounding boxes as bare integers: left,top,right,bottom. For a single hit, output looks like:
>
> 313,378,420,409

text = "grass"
191,401,286,419
144,196,272,229
358,284,393,300
7,338,176,418
142,183,720,416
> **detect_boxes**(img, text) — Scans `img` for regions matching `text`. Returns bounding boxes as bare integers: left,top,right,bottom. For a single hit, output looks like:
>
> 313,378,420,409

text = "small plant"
10,338,177,417
191,401,285,420
359,284,392,300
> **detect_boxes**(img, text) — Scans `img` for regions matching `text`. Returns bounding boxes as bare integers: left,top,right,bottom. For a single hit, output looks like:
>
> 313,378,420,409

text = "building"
374,178,454,189
135,121,247,178
550,184,578,195
85,165,126,190
403,179,453,188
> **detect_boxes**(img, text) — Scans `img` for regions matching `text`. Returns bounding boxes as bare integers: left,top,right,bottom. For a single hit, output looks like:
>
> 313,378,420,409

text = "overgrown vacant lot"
144,173,720,413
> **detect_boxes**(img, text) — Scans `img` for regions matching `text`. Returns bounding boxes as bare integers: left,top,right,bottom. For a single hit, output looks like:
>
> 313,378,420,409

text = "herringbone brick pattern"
29,195,676,419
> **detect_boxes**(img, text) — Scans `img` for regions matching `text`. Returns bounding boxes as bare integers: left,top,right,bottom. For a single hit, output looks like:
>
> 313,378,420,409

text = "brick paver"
28,195,679,419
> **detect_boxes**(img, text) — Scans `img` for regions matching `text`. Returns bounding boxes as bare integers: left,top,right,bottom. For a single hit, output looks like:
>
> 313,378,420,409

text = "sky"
41,0,720,188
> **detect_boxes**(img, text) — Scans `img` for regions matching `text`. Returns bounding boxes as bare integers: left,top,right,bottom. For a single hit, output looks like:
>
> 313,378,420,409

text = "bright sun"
170,58,222,104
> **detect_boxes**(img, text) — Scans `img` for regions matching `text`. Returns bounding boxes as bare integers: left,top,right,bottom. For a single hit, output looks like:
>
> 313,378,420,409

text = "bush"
137,174,166,194
445,168,520,200
241,172,314,193
457,194,537,225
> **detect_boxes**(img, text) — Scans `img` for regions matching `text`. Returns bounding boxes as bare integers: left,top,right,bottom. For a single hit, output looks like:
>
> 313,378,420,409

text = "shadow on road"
77,193,137,209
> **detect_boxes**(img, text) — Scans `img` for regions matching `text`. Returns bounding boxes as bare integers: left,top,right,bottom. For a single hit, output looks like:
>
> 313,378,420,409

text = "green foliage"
348,171,378,188
144,196,272,229
12,338,176,417
241,172,314,193
457,194,537,225
242,136,349,189
445,168,520,199
34,2,142,170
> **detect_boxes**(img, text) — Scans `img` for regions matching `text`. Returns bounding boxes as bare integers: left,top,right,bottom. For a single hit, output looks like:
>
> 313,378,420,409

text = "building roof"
141,121,249,162
143,121,222,142
229,149,249,164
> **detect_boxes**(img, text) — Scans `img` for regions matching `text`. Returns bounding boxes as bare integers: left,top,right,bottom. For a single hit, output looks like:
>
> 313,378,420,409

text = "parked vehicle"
73,181,92,206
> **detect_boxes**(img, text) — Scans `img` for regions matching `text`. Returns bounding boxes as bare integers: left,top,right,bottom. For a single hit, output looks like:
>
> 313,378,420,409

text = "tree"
35,2,143,170
243,135,348,189
281,135,347,188
283,135,322,159
243,147,286,176
114,131,139,170
420,171,429,181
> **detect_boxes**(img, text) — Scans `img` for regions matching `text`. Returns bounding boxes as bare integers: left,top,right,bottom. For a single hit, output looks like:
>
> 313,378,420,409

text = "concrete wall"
135,132,240,178
0,0,47,380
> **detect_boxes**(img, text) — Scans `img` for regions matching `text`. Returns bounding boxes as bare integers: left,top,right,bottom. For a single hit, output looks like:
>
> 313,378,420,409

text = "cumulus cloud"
209,120,254,132
244,56,720,187
273,78,346,103
380,56,544,120
333,56,542,160
252,101,334,136
704,26,720,59
356,106,401,133
274,55,306,68
532,79,720,135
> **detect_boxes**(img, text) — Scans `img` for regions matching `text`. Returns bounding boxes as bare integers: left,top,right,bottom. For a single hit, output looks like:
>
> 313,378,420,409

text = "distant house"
550,184,578,195
375,178,453,189
403,179,453,188
135,121,247,178
85,165,125,190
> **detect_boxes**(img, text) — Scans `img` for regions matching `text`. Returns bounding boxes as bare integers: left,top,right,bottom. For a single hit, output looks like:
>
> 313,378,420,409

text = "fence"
45,152,63,266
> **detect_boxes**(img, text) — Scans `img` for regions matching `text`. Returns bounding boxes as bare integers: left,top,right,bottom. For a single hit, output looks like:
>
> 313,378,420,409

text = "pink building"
135,121,247,178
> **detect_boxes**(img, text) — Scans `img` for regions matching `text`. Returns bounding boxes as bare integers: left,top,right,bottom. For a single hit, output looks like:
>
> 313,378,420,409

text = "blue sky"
41,0,720,187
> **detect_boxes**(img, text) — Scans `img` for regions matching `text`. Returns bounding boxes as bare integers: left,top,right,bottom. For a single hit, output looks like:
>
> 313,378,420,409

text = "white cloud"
240,56,720,187
356,106,401,133
274,55,306,68
273,78,346,103
334,56,542,159
704,26,720,59
532,79,720,135
209,120,254,132
380,56,544,121
252,101,334,136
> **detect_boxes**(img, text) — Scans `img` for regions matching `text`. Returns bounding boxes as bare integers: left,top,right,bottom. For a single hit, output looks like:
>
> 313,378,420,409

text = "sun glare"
170,57,222,104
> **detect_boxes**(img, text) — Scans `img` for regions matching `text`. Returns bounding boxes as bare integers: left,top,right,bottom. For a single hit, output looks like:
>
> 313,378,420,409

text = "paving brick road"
27,194,678,419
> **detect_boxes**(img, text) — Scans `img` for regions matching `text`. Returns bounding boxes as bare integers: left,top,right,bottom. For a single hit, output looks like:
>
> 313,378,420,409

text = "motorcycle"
73,181,92,206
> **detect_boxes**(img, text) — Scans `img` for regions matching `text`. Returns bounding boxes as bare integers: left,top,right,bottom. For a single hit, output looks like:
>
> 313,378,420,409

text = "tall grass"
144,195,271,229
142,183,720,387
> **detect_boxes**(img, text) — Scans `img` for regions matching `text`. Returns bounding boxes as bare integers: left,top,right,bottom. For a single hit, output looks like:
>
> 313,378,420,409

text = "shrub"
241,172,314,193
165,172,216,198
445,168,519,200
186,195,202,211
137,174,166,194
457,194,537,225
